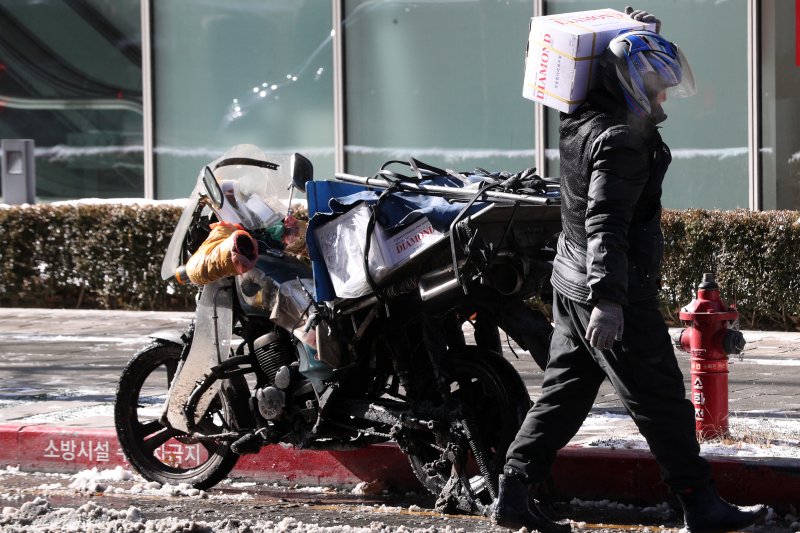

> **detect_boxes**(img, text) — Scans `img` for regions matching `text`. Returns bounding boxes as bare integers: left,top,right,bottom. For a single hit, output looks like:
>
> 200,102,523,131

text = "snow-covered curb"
0,198,188,209
583,412,800,459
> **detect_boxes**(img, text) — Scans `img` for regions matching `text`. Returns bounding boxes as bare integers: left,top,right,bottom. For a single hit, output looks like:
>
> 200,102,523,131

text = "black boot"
491,471,571,533
676,483,767,533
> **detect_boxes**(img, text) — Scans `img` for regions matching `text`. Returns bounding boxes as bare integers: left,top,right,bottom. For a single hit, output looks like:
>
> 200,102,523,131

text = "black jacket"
551,89,671,305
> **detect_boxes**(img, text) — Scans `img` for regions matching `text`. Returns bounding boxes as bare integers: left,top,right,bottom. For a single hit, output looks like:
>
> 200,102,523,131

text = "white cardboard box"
314,203,443,299
522,8,655,113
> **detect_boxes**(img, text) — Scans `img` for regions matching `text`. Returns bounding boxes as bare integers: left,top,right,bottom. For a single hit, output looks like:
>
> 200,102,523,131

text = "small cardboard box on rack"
314,203,444,299
522,8,655,113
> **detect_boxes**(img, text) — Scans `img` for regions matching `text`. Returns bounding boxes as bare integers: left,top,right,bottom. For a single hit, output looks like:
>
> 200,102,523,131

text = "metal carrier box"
522,8,655,113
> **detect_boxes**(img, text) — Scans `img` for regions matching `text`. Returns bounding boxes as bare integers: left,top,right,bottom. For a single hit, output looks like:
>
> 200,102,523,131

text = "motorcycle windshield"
160,144,293,281
210,144,291,230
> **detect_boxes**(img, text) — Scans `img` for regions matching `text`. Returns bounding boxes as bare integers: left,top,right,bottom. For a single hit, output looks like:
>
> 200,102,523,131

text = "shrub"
0,203,194,310
1,204,799,330
661,209,800,330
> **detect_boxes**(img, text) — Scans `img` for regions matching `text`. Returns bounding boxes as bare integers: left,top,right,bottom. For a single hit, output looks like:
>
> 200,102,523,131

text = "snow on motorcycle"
114,144,561,515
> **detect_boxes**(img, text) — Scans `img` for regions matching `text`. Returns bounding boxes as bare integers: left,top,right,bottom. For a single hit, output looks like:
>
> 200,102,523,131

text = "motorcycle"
114,144,561,515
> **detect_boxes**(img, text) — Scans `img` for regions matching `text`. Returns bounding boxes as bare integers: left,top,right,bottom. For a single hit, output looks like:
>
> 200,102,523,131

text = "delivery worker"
492,9,767,533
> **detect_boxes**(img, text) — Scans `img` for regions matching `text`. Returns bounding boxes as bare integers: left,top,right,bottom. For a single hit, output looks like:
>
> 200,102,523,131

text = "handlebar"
175,265,190,285
334,173,559,206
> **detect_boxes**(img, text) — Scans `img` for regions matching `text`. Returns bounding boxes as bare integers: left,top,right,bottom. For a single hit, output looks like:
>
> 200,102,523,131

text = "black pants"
505,291,711,491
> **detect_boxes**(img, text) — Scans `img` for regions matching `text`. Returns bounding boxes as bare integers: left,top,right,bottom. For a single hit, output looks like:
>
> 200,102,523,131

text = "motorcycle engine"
253,331,295,385
252,331,297,420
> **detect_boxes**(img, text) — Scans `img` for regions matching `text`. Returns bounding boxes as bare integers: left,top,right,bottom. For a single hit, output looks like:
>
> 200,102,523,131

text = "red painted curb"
0,424,21,465
15,426,127,472
234,442,417,487
553,447,800,508
0,425,798,508
0,425,415,488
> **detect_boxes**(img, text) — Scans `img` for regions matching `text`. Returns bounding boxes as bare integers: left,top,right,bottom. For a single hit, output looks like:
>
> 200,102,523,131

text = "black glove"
496,168,547,195
585,300,624,350
625,5,661,34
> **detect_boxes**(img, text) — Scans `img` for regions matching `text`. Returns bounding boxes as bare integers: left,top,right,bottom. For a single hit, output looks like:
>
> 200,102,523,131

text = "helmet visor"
666,46,696,98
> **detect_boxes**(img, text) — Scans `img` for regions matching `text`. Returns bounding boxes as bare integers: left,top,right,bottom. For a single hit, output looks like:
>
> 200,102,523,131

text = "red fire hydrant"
673,273,745,439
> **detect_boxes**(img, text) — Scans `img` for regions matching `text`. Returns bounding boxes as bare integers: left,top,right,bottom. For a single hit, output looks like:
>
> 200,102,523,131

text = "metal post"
1,139,36,205
332,0,346,174
141,0,155,199
747,0,761,210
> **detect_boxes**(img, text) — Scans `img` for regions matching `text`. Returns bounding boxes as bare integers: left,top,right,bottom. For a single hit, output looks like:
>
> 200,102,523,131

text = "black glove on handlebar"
497,168,547,195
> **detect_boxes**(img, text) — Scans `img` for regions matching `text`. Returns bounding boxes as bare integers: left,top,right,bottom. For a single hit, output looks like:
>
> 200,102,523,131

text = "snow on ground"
0,496,792,533
570,498,673,517
0,479,465,533
0,333,147,344
66,467,211,499
14,404,114,424
63,468,390,501
584,412,800,459
10,466,386,502
2,197,308,210
0,496,475,533
737,358,800,367
0,198,188,209
0,466,797,532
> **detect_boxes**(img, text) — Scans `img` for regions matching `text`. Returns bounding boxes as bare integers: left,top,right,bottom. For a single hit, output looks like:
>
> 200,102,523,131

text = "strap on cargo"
378,158,449,184
362,185,399,307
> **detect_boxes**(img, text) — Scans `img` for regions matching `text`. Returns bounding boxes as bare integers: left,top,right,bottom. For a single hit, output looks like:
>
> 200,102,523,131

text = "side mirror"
290,153,313,193
202,166,224,209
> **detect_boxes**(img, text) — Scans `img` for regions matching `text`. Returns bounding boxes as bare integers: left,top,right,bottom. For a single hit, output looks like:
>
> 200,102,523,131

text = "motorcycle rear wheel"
407,347,530,509
115,341,246,489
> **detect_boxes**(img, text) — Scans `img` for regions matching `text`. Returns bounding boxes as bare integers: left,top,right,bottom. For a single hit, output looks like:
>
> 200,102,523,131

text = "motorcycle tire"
115,340,248,490
407,347,530,506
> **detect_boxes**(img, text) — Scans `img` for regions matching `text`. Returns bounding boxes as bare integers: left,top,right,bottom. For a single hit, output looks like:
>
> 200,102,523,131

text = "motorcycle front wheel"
407,347,531,511
114,341,246,489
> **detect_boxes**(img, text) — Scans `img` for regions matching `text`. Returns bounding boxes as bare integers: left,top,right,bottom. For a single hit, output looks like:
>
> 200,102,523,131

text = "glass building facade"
0,0,143,199
0,0,798,210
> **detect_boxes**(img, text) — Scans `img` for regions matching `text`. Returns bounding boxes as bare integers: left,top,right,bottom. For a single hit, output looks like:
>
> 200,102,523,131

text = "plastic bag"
282,214,308,259
185,221,258,285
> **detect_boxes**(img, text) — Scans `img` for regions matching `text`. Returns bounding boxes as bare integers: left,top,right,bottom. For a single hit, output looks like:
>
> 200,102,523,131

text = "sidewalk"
0,308,798,508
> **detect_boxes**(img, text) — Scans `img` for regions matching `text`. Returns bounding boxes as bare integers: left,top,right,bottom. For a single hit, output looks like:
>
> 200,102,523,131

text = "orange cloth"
185,221,258,285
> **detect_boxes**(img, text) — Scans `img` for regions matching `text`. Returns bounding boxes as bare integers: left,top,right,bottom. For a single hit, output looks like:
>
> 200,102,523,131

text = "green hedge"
661,209,800,330
0,204,194,310
2,204,799,330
